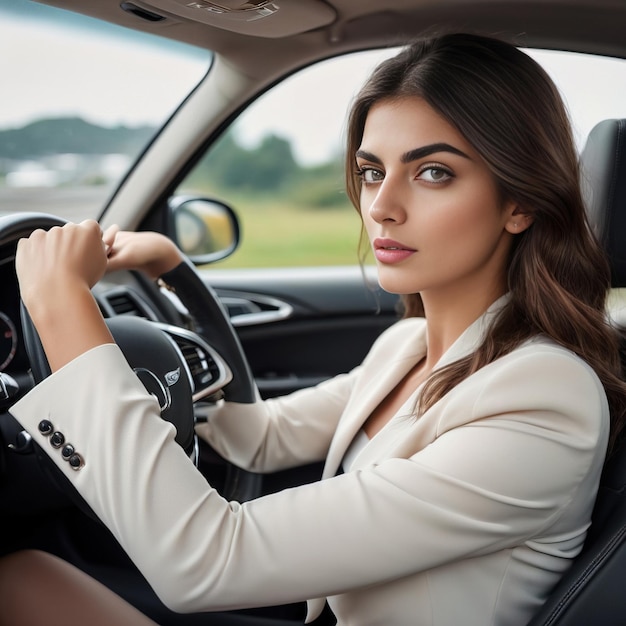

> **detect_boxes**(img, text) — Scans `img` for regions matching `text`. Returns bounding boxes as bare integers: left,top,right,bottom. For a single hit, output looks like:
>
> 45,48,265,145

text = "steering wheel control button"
50,431,65,449
61,443,75,460
68,453,85,471
38,419,54,436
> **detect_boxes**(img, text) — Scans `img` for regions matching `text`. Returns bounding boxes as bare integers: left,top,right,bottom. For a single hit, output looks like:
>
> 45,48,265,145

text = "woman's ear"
504,204,534,234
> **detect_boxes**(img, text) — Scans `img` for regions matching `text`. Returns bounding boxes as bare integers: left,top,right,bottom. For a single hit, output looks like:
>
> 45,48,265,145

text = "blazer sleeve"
195,368,357,473
194,317,418,473
9,342,609,614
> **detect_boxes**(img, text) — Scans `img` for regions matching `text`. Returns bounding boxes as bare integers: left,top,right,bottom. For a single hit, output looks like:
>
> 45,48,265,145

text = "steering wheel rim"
0,212,256,403
2,209,258,426
20,304,197,454
6,213,196,457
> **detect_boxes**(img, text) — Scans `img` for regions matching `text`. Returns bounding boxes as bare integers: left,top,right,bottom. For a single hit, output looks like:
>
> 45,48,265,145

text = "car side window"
175,48,626,270
175,51,393,269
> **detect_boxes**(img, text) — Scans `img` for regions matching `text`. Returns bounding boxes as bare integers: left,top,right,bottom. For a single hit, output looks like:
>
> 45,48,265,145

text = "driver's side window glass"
175,50,394,269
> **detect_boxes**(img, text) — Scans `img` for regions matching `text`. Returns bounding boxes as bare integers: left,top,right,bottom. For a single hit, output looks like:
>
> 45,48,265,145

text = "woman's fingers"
106,231,183,279
102,224,120,255
16,221,109,299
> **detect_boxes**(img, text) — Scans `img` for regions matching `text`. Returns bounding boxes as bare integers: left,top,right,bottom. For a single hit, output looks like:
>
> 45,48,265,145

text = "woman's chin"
375,271,420,296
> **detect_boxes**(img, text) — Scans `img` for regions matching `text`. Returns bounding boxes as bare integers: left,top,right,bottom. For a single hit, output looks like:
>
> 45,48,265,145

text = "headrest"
580,119,626,287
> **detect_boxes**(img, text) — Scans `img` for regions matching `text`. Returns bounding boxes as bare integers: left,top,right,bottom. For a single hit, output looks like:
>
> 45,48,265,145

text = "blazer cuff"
9,343,142,477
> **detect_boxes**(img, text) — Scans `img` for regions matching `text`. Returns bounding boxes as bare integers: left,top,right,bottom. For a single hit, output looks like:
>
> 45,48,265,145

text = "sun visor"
132,0,336,37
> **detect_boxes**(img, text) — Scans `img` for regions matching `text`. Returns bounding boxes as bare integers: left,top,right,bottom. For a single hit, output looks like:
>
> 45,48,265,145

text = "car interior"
1,1,626,624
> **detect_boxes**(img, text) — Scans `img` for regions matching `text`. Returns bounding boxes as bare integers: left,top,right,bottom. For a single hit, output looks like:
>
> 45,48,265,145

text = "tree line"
0,117,154,160
0,117,349,208
185,131,348,209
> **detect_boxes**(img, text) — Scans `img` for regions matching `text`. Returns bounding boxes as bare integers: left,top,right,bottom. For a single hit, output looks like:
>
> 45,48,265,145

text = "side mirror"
169,197,240,265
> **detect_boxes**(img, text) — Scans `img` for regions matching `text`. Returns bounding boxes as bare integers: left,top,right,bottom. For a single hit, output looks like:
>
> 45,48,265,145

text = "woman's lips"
373,238,416,264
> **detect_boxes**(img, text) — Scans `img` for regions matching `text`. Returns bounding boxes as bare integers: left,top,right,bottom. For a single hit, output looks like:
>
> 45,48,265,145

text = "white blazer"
11,299,609,626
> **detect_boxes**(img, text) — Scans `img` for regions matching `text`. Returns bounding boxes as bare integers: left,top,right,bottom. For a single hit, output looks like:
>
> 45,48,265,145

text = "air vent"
156,323,232,401
177,338,220,388
108,293,143,316
99,287,158,320
217,291,293,327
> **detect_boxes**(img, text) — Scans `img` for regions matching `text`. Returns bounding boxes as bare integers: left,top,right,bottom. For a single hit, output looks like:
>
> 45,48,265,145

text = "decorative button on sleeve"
68,454,85,470
35,420,84,470
38,419,54,436
50,431,65,449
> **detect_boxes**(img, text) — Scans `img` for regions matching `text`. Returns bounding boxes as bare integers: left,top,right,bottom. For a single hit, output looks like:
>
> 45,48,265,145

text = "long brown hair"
346,33,626,451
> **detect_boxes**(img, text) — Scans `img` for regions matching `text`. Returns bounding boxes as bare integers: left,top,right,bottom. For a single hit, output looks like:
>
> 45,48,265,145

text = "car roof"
35,0,626,79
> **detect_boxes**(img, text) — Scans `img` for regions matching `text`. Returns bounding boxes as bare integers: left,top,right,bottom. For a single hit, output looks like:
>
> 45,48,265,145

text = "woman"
2,33,625,626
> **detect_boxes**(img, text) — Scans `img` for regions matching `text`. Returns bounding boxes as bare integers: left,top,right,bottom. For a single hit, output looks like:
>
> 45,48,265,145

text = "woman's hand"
17,220,108,307
16,220,114,372
104,227,183,280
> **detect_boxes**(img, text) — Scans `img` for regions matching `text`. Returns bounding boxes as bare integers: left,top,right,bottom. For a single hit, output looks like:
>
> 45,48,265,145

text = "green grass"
196,193,372,269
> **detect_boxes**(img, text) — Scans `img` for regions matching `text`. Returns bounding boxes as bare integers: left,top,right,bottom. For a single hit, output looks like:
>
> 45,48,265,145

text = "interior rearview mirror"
169,196,240,265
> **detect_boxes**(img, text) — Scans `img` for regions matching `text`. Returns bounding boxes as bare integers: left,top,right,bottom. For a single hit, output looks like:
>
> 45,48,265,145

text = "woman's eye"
357,167,384,184
418,167,452,183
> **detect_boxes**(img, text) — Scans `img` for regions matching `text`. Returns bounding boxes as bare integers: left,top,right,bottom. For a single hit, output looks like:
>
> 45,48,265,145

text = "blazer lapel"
322,321,428,478
323,294,510,477
432,295,509,371
380,294,512,460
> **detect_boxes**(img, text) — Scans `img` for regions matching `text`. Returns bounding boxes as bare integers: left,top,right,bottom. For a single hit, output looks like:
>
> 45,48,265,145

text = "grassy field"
198,194,372,269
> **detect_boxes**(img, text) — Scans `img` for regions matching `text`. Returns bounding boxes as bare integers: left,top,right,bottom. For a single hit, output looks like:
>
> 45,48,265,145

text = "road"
0,186,113,222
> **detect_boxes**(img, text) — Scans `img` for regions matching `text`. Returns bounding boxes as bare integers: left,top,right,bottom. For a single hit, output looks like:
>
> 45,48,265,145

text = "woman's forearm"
25,281,114,373
16,220,114,372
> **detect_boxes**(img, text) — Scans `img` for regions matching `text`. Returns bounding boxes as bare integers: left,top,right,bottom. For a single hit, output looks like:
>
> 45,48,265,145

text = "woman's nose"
368,182,407,224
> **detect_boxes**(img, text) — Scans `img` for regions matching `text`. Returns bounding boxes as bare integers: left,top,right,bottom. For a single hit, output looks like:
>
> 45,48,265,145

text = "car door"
202,269,399,498
206,266,399,399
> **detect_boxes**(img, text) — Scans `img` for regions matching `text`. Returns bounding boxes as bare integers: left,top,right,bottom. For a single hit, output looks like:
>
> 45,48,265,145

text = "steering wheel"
0,212,258,499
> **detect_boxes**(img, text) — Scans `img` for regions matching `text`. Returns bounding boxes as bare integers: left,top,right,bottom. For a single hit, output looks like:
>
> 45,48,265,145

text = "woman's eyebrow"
401,143,471,163
355,149,382,164
355,143,471,165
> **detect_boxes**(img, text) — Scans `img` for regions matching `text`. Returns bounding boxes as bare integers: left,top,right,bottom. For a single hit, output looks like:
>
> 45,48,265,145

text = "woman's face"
358,96,520,302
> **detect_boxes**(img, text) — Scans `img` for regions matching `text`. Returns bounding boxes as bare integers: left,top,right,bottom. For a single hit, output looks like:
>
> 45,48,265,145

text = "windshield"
0,0,211,221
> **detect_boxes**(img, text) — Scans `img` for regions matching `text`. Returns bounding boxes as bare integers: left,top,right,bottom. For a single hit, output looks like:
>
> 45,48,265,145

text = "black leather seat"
528,118,626,625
